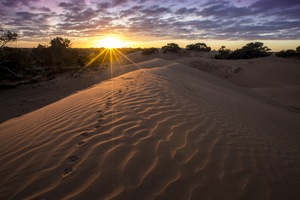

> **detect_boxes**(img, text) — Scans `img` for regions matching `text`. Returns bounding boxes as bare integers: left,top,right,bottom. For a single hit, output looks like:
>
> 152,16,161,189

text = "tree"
296,46,300,54
228,42,271,59
162,43,181,53
215,46,231,59
276,46,300,58
49,37,71,50
32,44,52,67
48,37,72,68
275,49,296,58
186,43,211,52
0,26,19,50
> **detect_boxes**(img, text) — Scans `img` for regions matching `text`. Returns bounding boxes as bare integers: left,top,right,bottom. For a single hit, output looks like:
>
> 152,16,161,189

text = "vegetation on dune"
32,37,83,70
215,42,271,59
1,26,299,89
215,46,231,59
276,46,300,58
141,47,158,55
186,43,211,52
162,43,181,53
0,29,141,84
0,26,19,50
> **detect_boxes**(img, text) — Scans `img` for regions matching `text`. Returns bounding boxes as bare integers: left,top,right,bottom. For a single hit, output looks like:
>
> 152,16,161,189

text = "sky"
1,0,300,51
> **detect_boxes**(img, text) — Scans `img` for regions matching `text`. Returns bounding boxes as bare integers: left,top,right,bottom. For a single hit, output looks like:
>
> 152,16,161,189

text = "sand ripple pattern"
0,63,300,200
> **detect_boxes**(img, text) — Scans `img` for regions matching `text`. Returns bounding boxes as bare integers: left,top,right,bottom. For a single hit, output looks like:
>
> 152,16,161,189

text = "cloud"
197,0,251,18
96,2,111,10
250,0,300,18
0,0,39,7
113,0,128,6
15,11,39,20
1,0,300,44
58,1,86,12
175,7,187,14
29,6,51,12
140,5,171,15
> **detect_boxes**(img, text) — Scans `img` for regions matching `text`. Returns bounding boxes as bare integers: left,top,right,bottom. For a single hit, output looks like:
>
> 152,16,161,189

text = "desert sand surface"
0,53,300,199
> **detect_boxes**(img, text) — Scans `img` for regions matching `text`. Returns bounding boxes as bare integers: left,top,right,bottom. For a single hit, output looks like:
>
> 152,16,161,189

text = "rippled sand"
0,58,300,199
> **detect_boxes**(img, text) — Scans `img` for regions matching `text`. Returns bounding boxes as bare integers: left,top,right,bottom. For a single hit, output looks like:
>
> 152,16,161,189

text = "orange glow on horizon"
96,37,125,49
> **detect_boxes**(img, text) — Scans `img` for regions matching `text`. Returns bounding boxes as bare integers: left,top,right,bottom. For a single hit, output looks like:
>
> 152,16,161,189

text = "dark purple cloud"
140,5,170,15
29,7,51,12
113,0,128,6
96,2,111,10
0,0,39,7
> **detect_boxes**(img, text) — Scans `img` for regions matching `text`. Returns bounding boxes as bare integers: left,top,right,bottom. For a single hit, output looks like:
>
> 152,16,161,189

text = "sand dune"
175,55,300,111
1,57,300,199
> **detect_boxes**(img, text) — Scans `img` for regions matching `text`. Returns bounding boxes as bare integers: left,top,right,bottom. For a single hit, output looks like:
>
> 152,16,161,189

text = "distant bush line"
215,42,272,60
0,37,140,82
275,46,300,58
161,42,212,54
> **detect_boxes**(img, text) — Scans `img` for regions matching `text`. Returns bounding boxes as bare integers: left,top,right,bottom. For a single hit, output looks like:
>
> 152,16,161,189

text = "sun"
96,37,124,49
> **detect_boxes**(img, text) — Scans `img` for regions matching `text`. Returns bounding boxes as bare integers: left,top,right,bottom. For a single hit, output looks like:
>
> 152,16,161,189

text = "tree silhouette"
32,44,52,67
0,26,19,49
215,46,231,59
49,37,71,50
276,46,300,58
186,43,211,52
162,43,181,53
296,46,300,54
228,42,271,59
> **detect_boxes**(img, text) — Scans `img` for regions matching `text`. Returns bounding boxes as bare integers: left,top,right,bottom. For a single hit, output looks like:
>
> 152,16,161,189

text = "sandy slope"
1,53,299,123
0,58,299,199
174,55,300,110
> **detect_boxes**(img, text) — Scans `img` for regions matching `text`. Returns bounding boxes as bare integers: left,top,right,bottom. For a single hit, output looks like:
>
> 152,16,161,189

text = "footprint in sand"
80,132,89,137
68,155,80,163
97,118,104,122
105,98,113,108
98,114,105,118
77,141,85,146
95,109,105,128
95,124,102,129
62,166,73,177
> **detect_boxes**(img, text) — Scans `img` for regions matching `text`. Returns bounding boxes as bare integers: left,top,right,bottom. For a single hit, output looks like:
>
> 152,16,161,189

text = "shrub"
186,43,211,52
275,49,297,58
215,46,231,59
215,42,271,60
162,43,181,53
141,48,158,55
296,46,300,54
276,46,300,58
228,42,271,59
